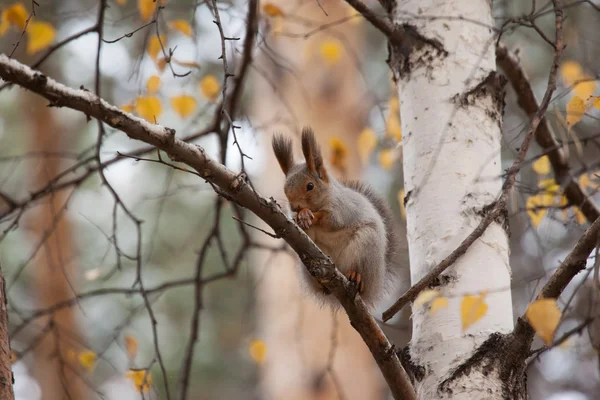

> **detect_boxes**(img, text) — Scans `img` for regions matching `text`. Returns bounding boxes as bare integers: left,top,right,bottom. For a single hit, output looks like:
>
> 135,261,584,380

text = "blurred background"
0,0,599,399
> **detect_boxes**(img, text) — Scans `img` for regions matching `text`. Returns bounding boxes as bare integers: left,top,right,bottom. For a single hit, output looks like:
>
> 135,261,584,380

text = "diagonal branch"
496,44,600,224
0,54,416,400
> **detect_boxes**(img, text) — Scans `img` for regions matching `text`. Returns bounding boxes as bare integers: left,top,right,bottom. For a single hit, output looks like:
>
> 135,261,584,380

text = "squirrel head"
272,127,330,212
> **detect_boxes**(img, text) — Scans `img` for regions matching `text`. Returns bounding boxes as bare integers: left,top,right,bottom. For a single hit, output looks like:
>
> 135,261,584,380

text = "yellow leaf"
414,290,440,308
329,137,348,172
115,0,128,5
397,189,406,220
430,297,449,314
574,77,595,100
26,21,55,54
78,350,97,372
357,128,377,165
146,75,161,93
594,97,600,110
120,103,135,113
525,298,561,346
249,339,267,364
0,14,9,36
526,195,548,229
135,96,162,122
319,39,343,65
560,60,583,86
138,0,156,22
147,35,164,62
156,57,167,73
461,292,488,330
579,173,590,190
386,114,402,142
10,351,17,364
573,206,586,224
388,96,399,113
126,369,153,392
263,3,284,17
4,3,28,30
124,335,138,358
199,75,220,101
566,96,585,126
379,149,395,170
171,95,197,118
168,19,192,37
272,16,283,36
538,179,560,195
532,156,550,175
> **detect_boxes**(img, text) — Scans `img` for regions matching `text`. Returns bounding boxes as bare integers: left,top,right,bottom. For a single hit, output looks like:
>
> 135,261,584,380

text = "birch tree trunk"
392,0,514,398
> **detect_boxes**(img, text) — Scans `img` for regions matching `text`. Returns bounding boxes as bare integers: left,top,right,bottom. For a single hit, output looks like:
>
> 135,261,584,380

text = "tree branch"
0,54,416,400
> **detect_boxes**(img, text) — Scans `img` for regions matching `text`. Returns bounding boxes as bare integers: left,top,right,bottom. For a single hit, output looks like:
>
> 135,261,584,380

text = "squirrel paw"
346,270,365,294
296,208,314,230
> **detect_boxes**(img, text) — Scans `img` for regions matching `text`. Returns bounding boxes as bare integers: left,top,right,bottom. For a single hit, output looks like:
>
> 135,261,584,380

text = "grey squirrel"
272,127,401,308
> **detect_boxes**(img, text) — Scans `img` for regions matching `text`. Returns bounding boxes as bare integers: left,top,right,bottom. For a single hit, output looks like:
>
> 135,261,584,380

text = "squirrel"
272,127,401,308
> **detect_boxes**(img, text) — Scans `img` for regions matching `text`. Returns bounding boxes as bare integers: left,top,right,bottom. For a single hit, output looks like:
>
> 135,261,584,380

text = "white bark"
394,0,514,398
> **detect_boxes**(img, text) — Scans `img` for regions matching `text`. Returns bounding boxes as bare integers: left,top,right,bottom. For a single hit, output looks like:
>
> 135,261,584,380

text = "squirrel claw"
296,208,314,230
346,270,364,294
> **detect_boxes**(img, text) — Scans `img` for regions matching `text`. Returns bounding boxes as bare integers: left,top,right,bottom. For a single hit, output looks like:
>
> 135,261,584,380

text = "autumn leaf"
386,113,402,142
78,350,97,372
379,149,395,170
171,95,197,118
329,137,348,172
115,0,128,5
135,96,162,122
147,35,164,62
461,292,488,330
357,128,377,165
566,96,585,126
138,0,157,22
120,103,135,113
526,298,561,346
10,351,17,364
430,297,449,315
26,21,56,54
4,3,28,30
127,369,153,392
397,189,406,220
574,77,596,100
262,3,284,17
319,39,343,65
594,97,600,110
199,75,220,101
414,290,440,308
146,75,161,93
538,179,560,195
156,57,168,73
532,156,550,175
526,194,554,229
249,339,267,364
573,206,586,224
124,335,138,358
169,19,192,37
560,60,582,86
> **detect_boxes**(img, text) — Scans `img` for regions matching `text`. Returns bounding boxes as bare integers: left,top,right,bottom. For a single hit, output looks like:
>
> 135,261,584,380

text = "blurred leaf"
172,58,201,70
120,103,135,113
526,194,549,229
397,189,406,220
574,77,595,100
430,297,449,315
538,179,559,195
379,149,395,170
566,96,585,126
135,96,162,122
329,137,348,172
171,95,197,118
262,3,284,17
319,39,343,65
78,350,97,372
386,113,402,142
526,298,561,346
461,292,488,330
156,57,167,72
138,0,157,22
126,369,153,392
249,339,267,364
560,60,582,86
532,156,550,175
357,128,377,165
10,351,17,364
594,97,600,110
199,75,220,101
26,21,55,54
573,206,586,224
169,19,192,37
115,0,127,5
146,75,161,93
414,289,440,308
4,3,28,30
124,335,138,358
147,35,164,62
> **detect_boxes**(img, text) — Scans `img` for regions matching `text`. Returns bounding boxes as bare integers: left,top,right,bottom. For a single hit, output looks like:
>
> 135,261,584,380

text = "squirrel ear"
272,133,295,175
301,127,329,182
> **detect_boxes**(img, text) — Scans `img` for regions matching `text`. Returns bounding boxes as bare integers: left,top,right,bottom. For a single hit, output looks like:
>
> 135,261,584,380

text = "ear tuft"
301,127,328,181
272,133,295,175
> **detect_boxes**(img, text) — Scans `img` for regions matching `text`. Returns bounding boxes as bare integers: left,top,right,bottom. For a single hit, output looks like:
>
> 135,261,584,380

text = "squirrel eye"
306,182,314,191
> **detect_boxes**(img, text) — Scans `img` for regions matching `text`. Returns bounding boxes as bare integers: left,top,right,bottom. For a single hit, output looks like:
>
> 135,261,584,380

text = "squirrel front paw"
296,208,314,230
346,270,365,294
